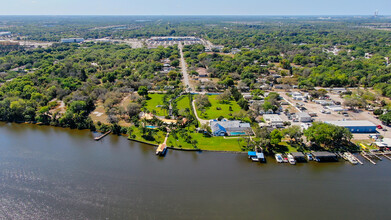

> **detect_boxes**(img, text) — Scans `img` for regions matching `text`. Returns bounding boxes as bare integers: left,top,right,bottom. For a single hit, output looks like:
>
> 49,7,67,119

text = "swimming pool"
146,125,158,129
230,132,246,136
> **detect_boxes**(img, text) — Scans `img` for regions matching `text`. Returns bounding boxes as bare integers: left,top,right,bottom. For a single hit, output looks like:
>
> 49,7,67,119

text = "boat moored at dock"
275,154,283,163
287,154,296,165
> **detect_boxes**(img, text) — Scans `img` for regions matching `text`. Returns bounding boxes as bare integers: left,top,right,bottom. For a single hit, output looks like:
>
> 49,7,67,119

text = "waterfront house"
210,119,251,136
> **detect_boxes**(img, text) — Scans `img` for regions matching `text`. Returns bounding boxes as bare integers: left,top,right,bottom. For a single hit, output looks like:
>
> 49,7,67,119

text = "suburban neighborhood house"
210,119,252,136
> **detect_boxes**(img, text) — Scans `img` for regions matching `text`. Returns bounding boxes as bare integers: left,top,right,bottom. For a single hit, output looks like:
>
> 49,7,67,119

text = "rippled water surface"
0,122,390,219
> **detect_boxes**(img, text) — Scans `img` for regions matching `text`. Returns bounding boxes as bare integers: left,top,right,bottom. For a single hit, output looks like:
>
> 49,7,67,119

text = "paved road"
192,100,209,125
178,43,192,92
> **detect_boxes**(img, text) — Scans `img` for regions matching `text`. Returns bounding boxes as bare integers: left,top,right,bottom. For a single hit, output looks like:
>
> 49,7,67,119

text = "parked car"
377,125,383,129
383,128,388,131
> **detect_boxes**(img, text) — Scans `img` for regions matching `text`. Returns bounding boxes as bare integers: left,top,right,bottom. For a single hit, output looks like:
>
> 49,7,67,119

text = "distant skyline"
1,0,390,16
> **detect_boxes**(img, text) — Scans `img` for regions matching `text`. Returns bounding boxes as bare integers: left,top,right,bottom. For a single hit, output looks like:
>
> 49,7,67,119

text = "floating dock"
94,130,111,141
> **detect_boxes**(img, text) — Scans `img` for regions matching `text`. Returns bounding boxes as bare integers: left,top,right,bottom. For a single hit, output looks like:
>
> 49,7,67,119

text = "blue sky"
1,0,390,15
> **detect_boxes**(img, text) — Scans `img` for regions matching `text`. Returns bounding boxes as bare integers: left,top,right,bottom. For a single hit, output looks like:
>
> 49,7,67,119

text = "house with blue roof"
210,119,252,136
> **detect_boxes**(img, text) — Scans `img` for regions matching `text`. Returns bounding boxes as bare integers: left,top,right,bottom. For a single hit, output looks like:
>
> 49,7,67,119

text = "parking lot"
278,91,391,139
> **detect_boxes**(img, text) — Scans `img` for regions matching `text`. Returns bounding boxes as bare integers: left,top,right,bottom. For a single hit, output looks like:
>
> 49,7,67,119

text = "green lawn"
176,95,191,113
129,127,166,145
167,132,247,151
144,93,167,116
195,95,242,120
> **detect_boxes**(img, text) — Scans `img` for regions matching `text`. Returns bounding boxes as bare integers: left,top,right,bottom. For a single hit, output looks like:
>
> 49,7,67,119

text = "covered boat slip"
248,151,266,163
290,152,306,162
311,152,338,162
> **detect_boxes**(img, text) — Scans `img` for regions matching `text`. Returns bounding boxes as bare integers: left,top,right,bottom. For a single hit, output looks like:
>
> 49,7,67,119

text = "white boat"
288,154,296,165
345,152,358,165
348,156,358,165
275,154,283,163
251,157,259,162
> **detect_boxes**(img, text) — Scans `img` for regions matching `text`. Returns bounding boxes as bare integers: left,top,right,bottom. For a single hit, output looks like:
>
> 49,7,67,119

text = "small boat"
282,156,289,163
306,153,313,161
251,157,259,162
348,156,358,165
256,152,266,163
275,154,283,163
288,154,296,165
345,152,358,165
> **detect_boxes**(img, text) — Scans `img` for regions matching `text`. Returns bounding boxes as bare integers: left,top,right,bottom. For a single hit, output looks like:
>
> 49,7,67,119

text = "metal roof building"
325,120,377,133
263,114,284,127
210,120,251,136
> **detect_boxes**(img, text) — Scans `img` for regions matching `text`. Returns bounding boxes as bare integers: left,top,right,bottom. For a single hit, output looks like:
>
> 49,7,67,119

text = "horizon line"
0,14,389,17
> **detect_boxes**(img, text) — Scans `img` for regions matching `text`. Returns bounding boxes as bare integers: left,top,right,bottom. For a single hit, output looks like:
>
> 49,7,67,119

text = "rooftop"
291,152,305,157
263,114,283,122
325,120,376,127
311,152,337,157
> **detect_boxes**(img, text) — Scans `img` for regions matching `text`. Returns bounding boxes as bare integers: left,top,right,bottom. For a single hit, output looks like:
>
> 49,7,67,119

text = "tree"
216,90,232,104
270,129,283,146
304,122,352,150
126,103,141,118
170,60,179,67
373,109,383,116
137,86,148,97
283,125,303,143
195,94,211,109
379,112,391,125
237,98,249,111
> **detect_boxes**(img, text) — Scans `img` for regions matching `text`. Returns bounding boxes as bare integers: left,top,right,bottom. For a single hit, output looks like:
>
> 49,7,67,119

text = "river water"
0,122,390,220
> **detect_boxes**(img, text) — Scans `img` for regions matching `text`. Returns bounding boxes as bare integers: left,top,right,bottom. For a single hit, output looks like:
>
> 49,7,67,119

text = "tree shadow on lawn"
273,144,289,154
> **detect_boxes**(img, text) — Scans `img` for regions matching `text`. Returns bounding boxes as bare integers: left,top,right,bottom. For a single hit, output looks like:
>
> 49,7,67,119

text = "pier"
381,153,391,160
351,154,363,165
94,130,111,141
156,132,169,156
360,152,376,165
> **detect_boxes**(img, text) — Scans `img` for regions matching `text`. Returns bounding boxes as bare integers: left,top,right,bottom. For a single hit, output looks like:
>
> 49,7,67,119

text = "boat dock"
360,152,376,165
380,153,391,160
156,132,169,156
350,154,363,165
94,130,111,141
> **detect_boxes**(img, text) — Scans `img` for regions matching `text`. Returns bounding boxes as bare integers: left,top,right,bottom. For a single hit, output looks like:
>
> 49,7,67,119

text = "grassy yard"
144,93,167,116
128,127,166,145
195,95,242,120
176,95,191,113
167,132,247,151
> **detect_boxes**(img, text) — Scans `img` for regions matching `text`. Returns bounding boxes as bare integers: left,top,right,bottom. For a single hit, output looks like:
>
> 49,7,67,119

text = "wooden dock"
360,152,376,165
350,153,363,165
381,153,391,160
156,132,169,156
94,130,111,141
